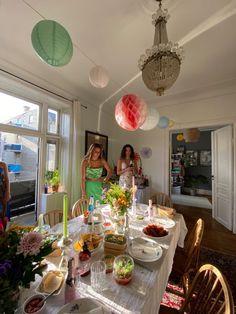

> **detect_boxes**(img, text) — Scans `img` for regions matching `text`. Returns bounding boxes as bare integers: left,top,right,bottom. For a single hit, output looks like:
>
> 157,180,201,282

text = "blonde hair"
84,143,103,165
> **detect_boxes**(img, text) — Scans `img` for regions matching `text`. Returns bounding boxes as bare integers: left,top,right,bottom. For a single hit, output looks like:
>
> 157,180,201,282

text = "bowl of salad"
113,255,134,285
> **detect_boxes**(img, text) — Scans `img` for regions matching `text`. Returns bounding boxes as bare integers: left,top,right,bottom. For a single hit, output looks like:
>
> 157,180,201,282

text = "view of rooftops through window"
0,92,57,215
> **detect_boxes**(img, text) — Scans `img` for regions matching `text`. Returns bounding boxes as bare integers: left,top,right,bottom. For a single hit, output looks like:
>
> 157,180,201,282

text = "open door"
211,125,233,230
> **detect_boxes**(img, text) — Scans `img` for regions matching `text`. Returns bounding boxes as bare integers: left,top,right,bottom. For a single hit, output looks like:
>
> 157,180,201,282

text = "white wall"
105,83,236,197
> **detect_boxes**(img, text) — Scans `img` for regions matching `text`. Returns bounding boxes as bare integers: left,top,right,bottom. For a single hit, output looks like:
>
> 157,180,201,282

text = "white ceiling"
0,0,235,112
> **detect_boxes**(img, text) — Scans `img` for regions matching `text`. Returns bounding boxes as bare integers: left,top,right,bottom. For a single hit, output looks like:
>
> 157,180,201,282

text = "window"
0,92,39,130
46,140,58,171
48,109,59,134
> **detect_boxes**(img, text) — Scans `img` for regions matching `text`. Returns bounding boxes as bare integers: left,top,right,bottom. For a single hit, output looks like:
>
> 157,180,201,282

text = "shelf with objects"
171,152,185,195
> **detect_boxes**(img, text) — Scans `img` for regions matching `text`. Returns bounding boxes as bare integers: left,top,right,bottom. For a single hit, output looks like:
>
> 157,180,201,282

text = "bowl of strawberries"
142,224,169,240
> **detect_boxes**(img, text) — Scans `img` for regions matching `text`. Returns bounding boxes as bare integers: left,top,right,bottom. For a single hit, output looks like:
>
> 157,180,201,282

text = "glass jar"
113,255,134,285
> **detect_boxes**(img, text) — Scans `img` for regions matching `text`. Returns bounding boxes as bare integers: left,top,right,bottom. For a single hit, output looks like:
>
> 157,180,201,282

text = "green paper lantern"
31,20,73,67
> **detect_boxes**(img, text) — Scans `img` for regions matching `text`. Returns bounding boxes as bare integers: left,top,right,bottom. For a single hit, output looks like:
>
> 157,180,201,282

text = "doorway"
170,129,213,209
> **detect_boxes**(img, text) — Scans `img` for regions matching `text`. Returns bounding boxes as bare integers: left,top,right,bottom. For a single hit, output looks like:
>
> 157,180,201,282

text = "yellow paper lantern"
176,134,184,141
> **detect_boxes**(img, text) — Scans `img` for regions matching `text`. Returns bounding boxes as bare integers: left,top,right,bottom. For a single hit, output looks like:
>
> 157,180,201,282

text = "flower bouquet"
102,184,132,234
103,183,132,216
0,224,54,313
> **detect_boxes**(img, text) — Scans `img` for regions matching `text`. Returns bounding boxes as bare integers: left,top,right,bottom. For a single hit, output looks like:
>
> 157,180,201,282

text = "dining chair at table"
151,192,173,208
160,263,235,314
71,198,89,218
43,209,63,227
168,218,204,295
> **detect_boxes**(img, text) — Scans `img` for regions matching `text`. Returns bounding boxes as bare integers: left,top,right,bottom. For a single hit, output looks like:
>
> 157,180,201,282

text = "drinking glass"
90,261,106,291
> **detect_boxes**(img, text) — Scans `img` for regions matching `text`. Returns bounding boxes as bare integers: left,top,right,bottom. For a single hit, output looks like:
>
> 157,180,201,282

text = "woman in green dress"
81,143,112,203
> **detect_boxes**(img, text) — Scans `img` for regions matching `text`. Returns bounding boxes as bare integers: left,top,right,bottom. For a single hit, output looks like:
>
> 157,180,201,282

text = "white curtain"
70,100,82,205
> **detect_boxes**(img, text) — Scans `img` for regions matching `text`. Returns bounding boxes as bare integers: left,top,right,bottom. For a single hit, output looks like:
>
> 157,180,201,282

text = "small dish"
36,270,65,295
23,294,46,314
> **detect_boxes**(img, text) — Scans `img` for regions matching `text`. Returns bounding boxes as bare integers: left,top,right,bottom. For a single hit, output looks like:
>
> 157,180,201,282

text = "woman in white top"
117,144,138,188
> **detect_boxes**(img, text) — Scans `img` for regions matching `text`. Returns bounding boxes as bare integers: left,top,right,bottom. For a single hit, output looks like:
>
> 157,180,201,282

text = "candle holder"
58,236,73,271
57,236,72,248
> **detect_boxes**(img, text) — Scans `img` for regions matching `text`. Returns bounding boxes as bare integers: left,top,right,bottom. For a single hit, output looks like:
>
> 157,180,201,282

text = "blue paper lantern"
158,116,169,128
31,20,73,67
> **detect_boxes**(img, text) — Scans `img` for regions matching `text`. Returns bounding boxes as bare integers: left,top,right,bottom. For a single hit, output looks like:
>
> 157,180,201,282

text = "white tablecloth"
17,212,187,314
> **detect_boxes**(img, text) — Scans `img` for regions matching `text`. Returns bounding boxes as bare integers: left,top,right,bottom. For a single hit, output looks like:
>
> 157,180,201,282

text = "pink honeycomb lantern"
115,94,148,131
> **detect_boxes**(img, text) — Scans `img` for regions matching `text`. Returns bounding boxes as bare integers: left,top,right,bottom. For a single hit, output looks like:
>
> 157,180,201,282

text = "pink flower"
17,232,43,257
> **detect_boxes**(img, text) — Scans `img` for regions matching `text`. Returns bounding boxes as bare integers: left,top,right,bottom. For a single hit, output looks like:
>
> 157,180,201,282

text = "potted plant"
45,169,60,192
184,175,209,196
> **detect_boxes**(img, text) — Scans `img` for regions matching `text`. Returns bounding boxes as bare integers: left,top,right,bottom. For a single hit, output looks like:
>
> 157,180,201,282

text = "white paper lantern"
140,106,160,131
158,116,169,128
89,66,109,88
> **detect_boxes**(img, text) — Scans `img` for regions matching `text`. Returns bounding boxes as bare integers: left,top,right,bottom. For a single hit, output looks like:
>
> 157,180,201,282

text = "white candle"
38,214,44,228
132,176,135,188
63,195,68,238
148,199,153,220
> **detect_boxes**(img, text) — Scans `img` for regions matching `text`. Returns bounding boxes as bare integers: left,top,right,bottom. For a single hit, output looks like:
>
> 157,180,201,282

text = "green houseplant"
45,169,60,192
184,175,209,196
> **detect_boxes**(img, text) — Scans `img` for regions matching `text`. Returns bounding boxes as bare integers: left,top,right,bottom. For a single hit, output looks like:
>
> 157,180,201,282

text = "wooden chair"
160,264,235,314
43,209,63,227
71,198,89,218
151,192,173,208
170,218,205,294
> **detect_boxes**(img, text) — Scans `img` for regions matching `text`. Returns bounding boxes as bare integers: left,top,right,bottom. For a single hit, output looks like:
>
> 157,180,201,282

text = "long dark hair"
120,144,135,160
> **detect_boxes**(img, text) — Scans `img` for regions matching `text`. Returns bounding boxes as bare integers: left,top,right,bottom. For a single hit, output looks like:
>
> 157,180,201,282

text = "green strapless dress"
86,167,103,203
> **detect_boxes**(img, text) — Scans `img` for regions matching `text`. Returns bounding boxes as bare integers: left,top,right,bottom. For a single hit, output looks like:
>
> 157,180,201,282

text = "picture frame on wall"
186,150,198,166
200,150,211,166
85,130,108,160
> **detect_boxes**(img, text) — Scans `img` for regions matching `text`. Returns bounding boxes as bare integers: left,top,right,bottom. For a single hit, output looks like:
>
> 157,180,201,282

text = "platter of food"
142,224,169,239
36,270,65,295
128,237,163,262
73,233,103,254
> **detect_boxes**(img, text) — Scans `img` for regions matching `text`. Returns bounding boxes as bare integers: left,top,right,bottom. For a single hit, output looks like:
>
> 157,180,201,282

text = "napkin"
155,205,174,219
131,241,157,260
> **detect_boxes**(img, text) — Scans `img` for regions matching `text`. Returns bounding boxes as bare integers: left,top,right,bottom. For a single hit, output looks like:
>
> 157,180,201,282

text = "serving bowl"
142,223,169,239
23,294,46,314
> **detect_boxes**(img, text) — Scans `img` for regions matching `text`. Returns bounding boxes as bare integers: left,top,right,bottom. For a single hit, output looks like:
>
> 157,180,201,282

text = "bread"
47,248,62,257
41,271,63,293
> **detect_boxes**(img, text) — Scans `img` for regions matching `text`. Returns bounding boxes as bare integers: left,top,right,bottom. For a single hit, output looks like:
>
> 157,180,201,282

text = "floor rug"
171,194,212,209
161,283,184,309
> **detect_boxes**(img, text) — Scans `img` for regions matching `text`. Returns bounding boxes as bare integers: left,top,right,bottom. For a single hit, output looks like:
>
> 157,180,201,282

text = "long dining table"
17,206,188,314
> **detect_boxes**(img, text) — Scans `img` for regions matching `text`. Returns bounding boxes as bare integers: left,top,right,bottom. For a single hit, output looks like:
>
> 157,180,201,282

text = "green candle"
63,194,68,238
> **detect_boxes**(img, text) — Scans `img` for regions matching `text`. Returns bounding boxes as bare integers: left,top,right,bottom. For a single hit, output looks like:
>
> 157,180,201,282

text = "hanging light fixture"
138,0,183,96
184,128,200,143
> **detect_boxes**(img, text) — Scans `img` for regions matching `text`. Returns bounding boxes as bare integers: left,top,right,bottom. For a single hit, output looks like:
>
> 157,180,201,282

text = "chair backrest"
151,192,173,208
43,209,63,227
184,218,204,273
179,264,235,314
71,198,89,218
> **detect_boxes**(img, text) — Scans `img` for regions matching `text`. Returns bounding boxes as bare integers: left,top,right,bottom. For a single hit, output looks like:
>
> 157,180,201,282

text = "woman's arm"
102,160,112,183
117,159,130,175
133,160,138,175
81,160,87,198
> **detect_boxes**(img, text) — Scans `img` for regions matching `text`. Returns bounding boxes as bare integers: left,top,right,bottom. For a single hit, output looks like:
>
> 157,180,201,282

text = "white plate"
57,297,111,314
152,217,175,229
128,237,163,262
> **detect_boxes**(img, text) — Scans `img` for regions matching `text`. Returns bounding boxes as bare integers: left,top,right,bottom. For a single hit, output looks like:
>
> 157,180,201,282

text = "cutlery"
38,289,57,307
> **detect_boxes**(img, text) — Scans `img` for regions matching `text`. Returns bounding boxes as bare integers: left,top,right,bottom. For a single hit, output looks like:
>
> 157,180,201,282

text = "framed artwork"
200,150,211,166
85,130,108,160
186,150,198,166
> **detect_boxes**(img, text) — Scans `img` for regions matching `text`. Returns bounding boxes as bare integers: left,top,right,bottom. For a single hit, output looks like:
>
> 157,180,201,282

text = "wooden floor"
174,203,236,256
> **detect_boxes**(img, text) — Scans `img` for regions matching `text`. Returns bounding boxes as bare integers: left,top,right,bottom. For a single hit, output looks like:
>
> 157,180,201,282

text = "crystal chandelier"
138,0,184,96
